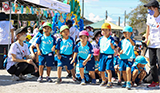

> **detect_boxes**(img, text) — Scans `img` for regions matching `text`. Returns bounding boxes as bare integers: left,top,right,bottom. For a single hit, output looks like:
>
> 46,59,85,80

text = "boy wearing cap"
98,23,116,88
7,27,38,81
36,22,56,82
131,56,147,86
71,30,96,85
144,0,160,88
118,26,135,90
56,25,78,84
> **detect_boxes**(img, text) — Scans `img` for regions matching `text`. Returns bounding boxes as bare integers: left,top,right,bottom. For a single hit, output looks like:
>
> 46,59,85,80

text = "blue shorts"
98,53,114,71
38,52,55,67
119,59,134,71
79,57,95,71
58,54,74,70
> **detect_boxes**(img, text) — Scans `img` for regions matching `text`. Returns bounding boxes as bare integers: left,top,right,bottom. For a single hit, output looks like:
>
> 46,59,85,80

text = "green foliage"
126,0,160,28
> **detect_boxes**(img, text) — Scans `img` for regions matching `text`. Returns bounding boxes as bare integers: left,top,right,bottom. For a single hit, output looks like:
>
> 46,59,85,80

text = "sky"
78,0,141,27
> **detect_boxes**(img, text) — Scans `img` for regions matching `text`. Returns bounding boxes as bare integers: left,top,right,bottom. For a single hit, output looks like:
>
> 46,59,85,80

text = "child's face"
94,55,99,61
26,38,30,42
128,32,132,38
80,35,88,43
137,63,141,68
95,34,102,42
123,32,128,38
43,26,52,35
101,29,110,36
61,29,70,38
140,64,145,68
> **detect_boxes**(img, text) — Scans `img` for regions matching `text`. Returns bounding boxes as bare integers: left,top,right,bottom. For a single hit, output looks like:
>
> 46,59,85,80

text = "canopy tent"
0,0,70,50
0,0,70,13
86,19,123,30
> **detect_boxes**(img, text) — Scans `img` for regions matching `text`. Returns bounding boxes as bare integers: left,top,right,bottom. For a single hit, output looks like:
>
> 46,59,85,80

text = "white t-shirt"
6,41,30,70
146,14,160,48
33,28,39,36
91,40,99,49
0,21,14,45
69,26,80,41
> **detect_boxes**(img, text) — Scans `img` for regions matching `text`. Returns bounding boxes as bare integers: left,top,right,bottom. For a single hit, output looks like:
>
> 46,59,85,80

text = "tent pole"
8,0,12,51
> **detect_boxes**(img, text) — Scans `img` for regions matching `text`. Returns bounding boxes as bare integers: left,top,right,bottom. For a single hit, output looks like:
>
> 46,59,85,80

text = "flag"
2,2,10,12
21,5,24,13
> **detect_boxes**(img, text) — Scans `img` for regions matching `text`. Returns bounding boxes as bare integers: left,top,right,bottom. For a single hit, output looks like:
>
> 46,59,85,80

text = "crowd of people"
0,0,160,90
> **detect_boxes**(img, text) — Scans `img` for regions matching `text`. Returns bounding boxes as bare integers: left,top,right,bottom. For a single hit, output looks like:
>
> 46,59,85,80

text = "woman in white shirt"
7,27,38,81
144,0,160,88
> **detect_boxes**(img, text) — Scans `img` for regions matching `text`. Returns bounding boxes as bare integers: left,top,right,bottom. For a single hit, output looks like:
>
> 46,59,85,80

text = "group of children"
22,21,148,90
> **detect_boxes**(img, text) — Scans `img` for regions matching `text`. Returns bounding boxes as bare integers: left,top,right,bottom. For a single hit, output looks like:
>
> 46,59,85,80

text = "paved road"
0,67,160,93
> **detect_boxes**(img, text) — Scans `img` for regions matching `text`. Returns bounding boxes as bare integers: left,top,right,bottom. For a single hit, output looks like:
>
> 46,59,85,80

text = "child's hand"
120,50,123,54
83,60,88,66
37,51,41,55
34,66,38,72
57,54,61,60
51,47,55,52
70,60,74,64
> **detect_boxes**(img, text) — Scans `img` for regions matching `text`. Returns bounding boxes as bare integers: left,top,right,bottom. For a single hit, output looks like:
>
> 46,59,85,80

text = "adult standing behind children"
144,0,160,88
66,20,80,42
0,12,14,69
6,27,38,81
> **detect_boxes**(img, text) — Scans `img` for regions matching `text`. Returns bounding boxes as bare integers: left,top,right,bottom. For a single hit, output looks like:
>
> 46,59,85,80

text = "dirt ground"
0,66,160,93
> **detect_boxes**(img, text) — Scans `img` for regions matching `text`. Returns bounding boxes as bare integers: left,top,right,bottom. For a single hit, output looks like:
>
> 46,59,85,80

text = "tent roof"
0,0,70,13
86,19,123,30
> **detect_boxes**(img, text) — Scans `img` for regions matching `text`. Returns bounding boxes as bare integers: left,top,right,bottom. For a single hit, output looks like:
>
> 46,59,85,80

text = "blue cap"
122,26,133,33
135,56,148,65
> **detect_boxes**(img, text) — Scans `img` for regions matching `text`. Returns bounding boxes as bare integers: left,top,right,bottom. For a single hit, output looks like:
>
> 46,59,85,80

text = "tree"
126,0,160,28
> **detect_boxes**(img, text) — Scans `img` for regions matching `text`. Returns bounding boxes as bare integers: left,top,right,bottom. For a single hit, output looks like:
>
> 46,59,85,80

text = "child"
131,56,147,86
55,25,78,84
24,35,32,48
91,30,102,49
118,26,135,90
71,31,96,85
112,37,121,85
93,48,102,83
98,23,116,88
36,22,56,82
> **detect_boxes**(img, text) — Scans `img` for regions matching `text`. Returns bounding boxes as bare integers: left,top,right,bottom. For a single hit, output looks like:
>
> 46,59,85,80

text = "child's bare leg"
139,70,146,82
117,69,121,81
106,70,112,82
100,71,106,81
131,69,138,83
122,71,127,81
70,68,76,78
47,67,51,77
65,66,71,74
126,67,131,81
57,67,62,78
39,65,44,76
80,68,84,79
89,71,96,79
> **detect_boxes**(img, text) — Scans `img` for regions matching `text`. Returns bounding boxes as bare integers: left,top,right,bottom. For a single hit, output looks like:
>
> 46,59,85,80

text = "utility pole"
124,10,126,27
82,0,84,19
118,16,120,26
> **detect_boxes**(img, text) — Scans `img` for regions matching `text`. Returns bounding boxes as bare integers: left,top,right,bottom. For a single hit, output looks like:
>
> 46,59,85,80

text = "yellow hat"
26,35,32,40
101,23,111,29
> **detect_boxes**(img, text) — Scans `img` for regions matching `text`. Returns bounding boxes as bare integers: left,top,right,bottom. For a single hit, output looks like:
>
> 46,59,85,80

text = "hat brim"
144,4,152,7
16,27,27,35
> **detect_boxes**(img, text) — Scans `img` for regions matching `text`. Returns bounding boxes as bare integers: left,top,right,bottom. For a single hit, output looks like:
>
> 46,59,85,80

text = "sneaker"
106,82,112,88
73,78,80,84
100,81,106,87
37,76,43,82
55,78,62,84
66,73,72,78
147,81,159,88
126,81,131,90
19,74,26,80
91,79,96,85
11,75,20,81
80,79,86,85
117,80,121,85
122,81,126,88
46,77,53,82
26,74,34,79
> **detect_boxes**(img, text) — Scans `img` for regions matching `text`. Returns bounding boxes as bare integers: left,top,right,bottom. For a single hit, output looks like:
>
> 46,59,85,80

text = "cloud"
88,13,103,22
116,21,128,27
